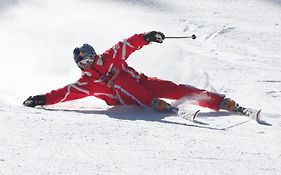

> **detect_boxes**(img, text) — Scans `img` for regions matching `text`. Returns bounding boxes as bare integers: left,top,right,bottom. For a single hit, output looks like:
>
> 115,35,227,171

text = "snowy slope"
1,0,281,174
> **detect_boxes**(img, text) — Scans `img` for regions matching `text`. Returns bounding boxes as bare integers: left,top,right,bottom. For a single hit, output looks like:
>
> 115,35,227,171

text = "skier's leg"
139,76,194,99
139,75,225,111
113,72,172,111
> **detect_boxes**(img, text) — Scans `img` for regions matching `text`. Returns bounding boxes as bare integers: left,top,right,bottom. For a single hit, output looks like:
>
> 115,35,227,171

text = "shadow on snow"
42,105,271,130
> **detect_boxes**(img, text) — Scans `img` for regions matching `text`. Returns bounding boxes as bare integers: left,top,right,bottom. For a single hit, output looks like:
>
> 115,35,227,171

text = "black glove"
143,31,165,43
23,95,46,107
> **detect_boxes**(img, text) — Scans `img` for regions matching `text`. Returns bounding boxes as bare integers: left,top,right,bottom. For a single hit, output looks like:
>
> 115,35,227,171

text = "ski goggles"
74,48,94,61
77,56,95,69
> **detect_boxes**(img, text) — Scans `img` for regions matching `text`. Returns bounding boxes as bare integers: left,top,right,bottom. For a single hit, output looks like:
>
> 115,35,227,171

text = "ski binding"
240,108,261,122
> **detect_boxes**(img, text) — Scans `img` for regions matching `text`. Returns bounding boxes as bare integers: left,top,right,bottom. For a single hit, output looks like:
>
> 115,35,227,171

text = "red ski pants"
113,72,225,111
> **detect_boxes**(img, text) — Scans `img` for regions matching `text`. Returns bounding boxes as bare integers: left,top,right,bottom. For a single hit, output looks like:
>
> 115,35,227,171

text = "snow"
1,0,281,174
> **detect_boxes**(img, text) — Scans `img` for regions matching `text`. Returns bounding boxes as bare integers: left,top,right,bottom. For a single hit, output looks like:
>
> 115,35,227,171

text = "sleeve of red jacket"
103,33,149,67
45,78,90,105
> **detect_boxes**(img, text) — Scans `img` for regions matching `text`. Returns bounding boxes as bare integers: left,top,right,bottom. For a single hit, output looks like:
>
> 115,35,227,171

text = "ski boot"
220,98,237,112
151,98,177,112
220,98,261,120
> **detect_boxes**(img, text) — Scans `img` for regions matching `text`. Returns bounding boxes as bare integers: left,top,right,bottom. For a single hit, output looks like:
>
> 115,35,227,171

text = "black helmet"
73,44,96,63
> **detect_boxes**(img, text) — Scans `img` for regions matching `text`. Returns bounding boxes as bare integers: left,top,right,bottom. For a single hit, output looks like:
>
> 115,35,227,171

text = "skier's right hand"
107,79,114,88
23,95,46,107
143,31,165,43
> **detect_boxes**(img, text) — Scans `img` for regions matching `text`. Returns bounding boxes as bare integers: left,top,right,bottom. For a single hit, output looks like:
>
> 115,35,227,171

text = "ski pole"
165,34,196,40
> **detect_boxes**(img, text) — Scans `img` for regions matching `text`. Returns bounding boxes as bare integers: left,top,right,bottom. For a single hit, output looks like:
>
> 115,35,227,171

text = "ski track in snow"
1,0,281,174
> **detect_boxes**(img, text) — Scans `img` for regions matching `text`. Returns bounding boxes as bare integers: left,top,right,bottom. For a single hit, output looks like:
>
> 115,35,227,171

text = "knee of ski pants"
197,91,225,111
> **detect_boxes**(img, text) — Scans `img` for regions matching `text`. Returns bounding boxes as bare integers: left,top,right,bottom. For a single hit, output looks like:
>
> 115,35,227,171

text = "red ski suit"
45,33,225,111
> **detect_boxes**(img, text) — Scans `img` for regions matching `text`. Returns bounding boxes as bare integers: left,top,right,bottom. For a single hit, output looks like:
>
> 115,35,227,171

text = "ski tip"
194,109,200,116
256,109,262,121
256,110,272,126
192,110,200,121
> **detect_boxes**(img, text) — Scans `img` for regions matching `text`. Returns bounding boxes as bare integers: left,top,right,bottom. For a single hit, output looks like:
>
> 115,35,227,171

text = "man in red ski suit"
23,31,237,113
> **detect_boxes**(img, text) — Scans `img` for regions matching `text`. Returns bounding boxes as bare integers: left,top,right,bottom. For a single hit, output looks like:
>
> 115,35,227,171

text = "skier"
23,31,241,114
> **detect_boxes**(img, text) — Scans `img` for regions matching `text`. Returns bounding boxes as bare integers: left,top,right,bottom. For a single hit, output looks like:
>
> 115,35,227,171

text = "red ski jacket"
44,33,225,111
45,33,149,106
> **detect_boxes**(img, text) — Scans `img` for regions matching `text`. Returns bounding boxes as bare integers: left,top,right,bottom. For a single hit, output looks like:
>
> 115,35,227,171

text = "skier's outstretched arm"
23,79,90,107
103,31,165,64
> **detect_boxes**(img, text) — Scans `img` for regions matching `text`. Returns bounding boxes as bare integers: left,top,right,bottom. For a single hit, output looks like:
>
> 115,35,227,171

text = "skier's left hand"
107,68,120,88
23,95,46,107
143,31,165,43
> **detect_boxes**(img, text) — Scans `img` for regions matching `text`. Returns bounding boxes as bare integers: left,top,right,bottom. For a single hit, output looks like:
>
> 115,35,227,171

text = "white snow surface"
1,0,281,174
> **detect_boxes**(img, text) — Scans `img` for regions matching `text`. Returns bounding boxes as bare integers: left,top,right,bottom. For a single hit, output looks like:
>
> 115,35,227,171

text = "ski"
236,107,261,122
168,106,200,122
178,109,200,122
